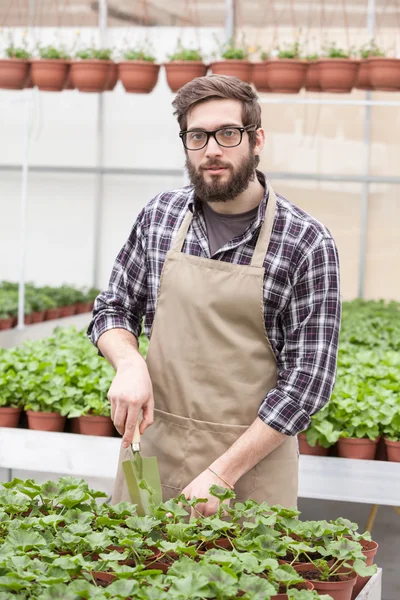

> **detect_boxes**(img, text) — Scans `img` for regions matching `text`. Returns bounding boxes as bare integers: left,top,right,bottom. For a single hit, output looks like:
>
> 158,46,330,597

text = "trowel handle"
132,421,141,452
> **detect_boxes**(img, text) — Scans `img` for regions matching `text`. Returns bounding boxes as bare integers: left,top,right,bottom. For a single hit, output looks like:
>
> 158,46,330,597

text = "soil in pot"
118,61,160,93
78,415,115,436
298,433,329,456
265,59,308,93
0,59,30,89
26,410,66,432
0,317,13,330
338,437,379,460
0,407,22,428
384,438,400,462
280,552,334,568
317,59,360,93
252,62,270,92
368,57,400,91
210,60,253,83
300,569,357,600
271,580,314,600
164,61,208,93
355,60,372,90
351,539,379,599
31,59,69,91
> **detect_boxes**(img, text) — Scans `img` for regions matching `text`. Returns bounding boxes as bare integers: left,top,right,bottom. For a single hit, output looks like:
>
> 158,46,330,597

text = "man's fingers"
122,404,140,448
113,404,127,436
139,395,154,434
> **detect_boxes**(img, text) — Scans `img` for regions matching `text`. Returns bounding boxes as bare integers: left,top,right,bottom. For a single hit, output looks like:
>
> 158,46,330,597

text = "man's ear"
254,128,265,157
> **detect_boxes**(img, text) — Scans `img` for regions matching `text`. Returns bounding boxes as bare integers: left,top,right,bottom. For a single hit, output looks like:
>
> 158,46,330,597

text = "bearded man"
88,75,341,513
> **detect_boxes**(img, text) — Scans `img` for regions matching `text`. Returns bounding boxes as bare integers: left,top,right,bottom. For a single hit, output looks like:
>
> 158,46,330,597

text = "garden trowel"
122,422,162,515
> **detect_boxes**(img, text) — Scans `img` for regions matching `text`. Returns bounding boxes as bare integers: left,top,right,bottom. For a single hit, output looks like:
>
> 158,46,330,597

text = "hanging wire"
1,0,13,28
341,0,351,52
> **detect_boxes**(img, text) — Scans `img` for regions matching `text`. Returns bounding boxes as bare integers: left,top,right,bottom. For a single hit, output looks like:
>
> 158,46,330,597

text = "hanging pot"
30,59,69,91
305,61,321,91
355,60,372,90
164,61,208,93
252,62,270,92
0,407,22,428
317,59,360,93
265,59,308,93
105,62,119,91
367,57,400,91
210,60,253,83
26,410,66,432
338,437,379,460
70,59,113,92
298,433,329,456
0,59,30,90
118,61,160,93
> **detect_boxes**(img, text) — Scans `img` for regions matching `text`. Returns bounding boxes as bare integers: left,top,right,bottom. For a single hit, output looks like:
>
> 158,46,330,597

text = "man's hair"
172,75,262,149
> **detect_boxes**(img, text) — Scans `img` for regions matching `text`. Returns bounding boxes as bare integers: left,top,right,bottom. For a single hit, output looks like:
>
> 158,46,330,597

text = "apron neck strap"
172,185,277,264
250,184,277,268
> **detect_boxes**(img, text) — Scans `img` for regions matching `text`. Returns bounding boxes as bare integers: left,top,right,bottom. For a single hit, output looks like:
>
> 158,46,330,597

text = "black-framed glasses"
179,124,257,151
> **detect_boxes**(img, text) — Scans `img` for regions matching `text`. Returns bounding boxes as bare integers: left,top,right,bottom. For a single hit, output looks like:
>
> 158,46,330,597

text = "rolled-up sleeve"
87,208,148,348
258,236,341,435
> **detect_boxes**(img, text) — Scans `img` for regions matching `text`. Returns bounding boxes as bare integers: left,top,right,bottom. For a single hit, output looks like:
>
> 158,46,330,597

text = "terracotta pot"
306,570,357,600
317,59,360,93
30,311,45,323
69,417,80,434
24,314,33,325
63,65,74,90
351,539,379,599
78,415,115,437
0,59,30,89
355,60,372,90
30,59,69,91
210,60,253,83
26,410,66,432
118,61,160,93
90,571,116,583
0,407,22,428
252,62,271,92
0,317,13,330
45,307,62,320
59,305,76,317
384,437,400,462
203,537,234,551
368,57,400,91
164,61,208,92
338,437,379,460
11,316,17,327
25,66,34,88
105,62,119,90
271,570,314,600
70,59,113,92
265,59,309,93
75,302,92,314
298,433,329,456
305,61,321,91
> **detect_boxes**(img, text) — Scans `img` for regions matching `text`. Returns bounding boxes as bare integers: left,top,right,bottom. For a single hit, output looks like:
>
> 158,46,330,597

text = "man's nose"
205,135,223,157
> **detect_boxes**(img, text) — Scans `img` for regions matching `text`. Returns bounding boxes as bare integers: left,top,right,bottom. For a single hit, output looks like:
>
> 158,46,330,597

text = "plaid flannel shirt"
88,171,341,436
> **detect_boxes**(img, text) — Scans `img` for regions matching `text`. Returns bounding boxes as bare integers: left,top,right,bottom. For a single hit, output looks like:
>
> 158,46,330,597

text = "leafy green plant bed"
0,477,377,599
302,300,400,457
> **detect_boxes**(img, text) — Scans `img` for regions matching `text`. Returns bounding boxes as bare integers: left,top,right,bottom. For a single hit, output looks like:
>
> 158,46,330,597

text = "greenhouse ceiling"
1,0,398,28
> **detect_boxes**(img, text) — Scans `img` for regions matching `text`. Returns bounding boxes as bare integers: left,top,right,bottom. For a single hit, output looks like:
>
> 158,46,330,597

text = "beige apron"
112,185,298,508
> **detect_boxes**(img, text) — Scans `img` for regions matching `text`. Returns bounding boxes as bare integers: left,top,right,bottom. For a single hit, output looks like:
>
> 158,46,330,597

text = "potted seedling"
0,34,31,89
383,408,400,462
299,405,339,456
69,392,115,437
354,41,384,90
210,35,253,83
304,53,321,91
265,41,309,93
0,364,22,427
317,44,360,92
366,42,400,91
70,47,114,92
118,40,160,93
164,41,207,93
31,44,70,91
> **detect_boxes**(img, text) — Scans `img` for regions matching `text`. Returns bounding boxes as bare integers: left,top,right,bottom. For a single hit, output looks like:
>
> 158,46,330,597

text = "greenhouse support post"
225,0,236,42
92,0,108,288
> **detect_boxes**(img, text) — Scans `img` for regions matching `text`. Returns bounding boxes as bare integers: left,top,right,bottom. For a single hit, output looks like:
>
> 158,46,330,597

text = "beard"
185,150,258,203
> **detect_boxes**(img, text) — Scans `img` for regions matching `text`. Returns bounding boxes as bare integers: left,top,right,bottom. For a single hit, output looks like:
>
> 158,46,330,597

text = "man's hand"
181,469,231,518
108,354,154,448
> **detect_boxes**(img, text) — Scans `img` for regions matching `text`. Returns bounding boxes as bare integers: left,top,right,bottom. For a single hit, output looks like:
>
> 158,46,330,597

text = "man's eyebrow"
185,123,243,132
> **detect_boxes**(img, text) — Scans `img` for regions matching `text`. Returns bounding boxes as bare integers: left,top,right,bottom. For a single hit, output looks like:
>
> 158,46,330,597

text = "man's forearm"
97,328,142,371
209,417,288,487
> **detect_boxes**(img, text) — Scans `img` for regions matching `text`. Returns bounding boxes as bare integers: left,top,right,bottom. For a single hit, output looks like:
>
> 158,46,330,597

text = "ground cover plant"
0,476,376,599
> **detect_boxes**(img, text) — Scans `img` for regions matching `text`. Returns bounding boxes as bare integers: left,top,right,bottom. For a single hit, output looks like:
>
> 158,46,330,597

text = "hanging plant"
304,53,321,92
70,47,114,93
0,41,31,90
252,51,271,92
364,41,400,92
164,41,207,93
263,41,309,93
210,35,253,83
355,40,385,90
118,44,160,93
317,43,360,93
30,45,70,92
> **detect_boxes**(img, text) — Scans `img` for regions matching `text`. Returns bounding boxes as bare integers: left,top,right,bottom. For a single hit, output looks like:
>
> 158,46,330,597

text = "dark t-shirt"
202,202,260,257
